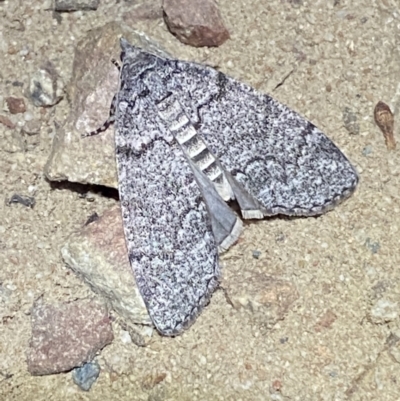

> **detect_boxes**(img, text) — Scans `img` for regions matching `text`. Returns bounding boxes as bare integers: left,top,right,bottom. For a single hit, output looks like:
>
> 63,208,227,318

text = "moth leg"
188,159,242,253
111,58,121,71
82,58,121,138
82,94,116,138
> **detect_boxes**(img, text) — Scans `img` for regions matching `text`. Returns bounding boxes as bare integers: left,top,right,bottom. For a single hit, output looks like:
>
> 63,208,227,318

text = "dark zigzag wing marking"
115,50,219,336
147,55,358,217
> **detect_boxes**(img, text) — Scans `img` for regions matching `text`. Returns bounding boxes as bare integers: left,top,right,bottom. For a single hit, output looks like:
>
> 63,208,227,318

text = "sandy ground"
1,0,400,400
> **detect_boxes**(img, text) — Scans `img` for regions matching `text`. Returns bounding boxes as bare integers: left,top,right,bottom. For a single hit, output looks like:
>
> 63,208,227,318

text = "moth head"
119,37,158,85
119,37,143,63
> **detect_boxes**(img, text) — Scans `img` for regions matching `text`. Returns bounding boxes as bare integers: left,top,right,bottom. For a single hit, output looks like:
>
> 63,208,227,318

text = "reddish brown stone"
163,0,230,47
0,115,16,129
27,300,113,375
6,97,26,114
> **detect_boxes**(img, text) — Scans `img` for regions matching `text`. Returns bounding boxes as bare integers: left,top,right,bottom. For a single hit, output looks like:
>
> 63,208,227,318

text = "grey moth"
85,38,358,336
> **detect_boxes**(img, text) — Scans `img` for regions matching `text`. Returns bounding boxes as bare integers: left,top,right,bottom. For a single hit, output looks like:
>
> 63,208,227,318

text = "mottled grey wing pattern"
144,52,358,217
115,49,222,336
91,39,359,337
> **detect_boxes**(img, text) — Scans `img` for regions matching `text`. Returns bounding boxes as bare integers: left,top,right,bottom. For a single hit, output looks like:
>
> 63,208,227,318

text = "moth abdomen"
155,95,234,201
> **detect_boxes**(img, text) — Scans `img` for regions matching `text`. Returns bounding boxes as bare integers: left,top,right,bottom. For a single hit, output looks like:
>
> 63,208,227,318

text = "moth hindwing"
85,38,358,336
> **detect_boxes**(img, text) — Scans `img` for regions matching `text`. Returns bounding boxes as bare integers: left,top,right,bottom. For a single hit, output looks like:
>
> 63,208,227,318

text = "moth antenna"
82,95,116,138
111,58,121,71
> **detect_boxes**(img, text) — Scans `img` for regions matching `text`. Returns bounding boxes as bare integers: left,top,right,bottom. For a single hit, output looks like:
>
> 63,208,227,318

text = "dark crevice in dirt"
47,179,119,201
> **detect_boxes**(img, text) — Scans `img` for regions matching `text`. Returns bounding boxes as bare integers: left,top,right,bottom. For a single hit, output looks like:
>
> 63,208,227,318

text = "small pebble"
6,97,26,114
7,194,36,208
252,250,261,259
19,47,30,57
28,64,62,107
0,115,16,129
365,238,380,254
342,107,359,135
362,145,373,156
120,330,132,344
72,361,101,391
369,299,398,324
24,111,34,121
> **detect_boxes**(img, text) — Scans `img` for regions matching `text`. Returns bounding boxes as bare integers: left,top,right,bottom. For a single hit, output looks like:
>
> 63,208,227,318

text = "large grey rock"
61,205,152,327
44,22,168,187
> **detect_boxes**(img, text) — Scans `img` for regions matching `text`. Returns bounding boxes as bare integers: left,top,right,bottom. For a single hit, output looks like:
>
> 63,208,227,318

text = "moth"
85,38,358,336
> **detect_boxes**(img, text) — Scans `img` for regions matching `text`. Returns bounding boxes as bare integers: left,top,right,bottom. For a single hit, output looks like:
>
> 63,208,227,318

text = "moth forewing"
84,38,358,336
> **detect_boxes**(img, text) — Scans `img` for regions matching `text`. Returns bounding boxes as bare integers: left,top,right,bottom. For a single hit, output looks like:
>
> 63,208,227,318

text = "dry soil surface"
1,0,400,400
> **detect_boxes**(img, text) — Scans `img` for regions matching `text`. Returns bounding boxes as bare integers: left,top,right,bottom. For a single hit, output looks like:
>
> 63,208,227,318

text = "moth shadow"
227,199,319,227
48,180,119,201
